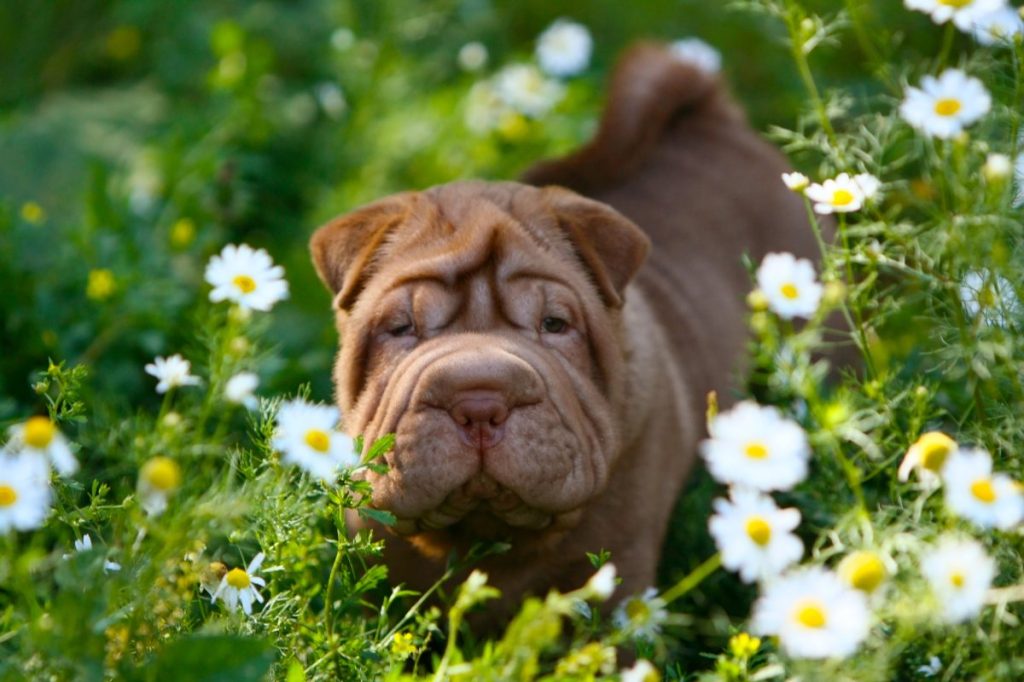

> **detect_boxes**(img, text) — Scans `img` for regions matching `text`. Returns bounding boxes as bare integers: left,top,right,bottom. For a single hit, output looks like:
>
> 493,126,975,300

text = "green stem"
936,22,956,70
784,2,839,154
324,526,346,677
836,214,878,379
661,552,722,604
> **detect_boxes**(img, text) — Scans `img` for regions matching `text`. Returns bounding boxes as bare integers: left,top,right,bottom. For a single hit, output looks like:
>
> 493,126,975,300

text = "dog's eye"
541,316,568,334
389,323,415,337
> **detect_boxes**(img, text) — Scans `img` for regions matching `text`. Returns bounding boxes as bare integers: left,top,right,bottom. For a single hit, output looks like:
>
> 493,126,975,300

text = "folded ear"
310,193,415,309
541,187,651,308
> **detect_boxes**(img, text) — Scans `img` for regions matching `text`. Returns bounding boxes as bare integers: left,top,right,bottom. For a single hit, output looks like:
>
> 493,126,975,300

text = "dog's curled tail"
522,41,739,193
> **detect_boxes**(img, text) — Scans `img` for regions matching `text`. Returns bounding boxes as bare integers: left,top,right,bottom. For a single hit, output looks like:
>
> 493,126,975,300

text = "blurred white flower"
7,415,77,476
0,453,52,534
211,552,266,615
621,659,660,682
145,354,201,394
782,172,809,192
285,92,318,127
273,399,358,481
751,567,870,659
224,372,259,410
755,252,824,320
585,562,617,600
804,173,874,214
898,431,958,485
669,37,722,74
701,401,811,492
960,269,1020,326
921,537,995,623
971,6,1024,44
709,488,803,583
65,534,122,572
494,64,565,117
205,243,289,312
983,152,1013,181
917,656,943,677
457,41,488,72
465,81,510,133
315,82,347,119
536,19,592,77
904,0,1005,31
330,28,355,51
613,588,669,641
899,69,991,139
137,456,182,516
942,448,1024,529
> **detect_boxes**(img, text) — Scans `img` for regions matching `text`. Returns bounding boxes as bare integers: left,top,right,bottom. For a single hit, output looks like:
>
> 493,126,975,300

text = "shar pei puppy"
310,43,821,615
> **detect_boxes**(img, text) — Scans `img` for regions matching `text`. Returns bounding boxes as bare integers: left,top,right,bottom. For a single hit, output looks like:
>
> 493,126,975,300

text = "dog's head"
311,181,649,548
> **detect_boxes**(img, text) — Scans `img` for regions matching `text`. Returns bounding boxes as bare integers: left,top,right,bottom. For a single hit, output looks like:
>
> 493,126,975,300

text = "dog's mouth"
390,472,557,537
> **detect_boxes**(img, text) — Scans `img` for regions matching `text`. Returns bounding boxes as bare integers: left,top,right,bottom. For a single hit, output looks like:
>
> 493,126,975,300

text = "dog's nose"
449,392,509,449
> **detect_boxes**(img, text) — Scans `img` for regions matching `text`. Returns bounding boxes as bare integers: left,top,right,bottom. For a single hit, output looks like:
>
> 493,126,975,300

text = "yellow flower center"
625,598,651,622
744,441,769,460
86,269,117,301
0,484,18,507
226,567,251,589
950,571,965,588
304,429,331,453
915,432,955,472
832,188,855,206
232,274,257,294
23,416,56,448
141,457,182,492
934,98,962,117
780,283,800,300
745,516,773,546
938,0,972,8
843,552,887,593
970,478,997,503
795,601,828,629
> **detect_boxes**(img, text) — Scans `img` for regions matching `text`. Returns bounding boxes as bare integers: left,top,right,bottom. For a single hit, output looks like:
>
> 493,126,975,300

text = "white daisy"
613,588,669,641
904,0,1006,31
144,354,201,394
755,252,824,320
585,562,617,600
211,552,266,615
0,453,52,534
837,550,889,595
457,41,488,72
918,656,943,677
205,243,289,312
494,64,565,117
224,371,259,410
273,399,358,481
804,173,873,214
751,567,870,659
536,19,592,77
898,431,958,485
137,456,182,516
701,401,810,491
669,37,722,74
960,270,1021,326
708,488,803,583
7,415,78,476
899,69,992,139
971,6,1024,44
781,172,809,192
921,536,995,623
621,660,660,682
983,153,1013,181
942,448,1024,529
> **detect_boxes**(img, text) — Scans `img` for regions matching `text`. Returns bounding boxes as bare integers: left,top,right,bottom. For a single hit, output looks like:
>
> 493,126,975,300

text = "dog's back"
525,42,820,409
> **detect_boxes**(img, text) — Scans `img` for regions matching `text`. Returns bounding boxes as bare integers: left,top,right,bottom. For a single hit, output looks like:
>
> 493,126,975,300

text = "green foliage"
2,1,1024,680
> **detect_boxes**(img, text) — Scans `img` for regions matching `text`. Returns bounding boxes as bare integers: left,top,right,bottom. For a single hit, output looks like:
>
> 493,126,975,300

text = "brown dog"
310,43,820,615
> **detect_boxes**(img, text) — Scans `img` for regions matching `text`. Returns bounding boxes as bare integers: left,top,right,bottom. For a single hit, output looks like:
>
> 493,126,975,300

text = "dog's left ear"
542,187,651,308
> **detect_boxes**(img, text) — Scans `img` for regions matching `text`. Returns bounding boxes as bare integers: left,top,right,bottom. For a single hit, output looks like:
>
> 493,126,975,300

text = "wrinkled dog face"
311,181,649,549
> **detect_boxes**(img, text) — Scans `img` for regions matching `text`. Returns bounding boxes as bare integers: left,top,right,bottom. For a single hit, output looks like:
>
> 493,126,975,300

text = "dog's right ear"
310,193,415,310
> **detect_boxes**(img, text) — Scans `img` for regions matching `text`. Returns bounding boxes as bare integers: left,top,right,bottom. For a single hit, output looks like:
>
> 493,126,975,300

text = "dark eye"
541,317,568,334
389,323,415,337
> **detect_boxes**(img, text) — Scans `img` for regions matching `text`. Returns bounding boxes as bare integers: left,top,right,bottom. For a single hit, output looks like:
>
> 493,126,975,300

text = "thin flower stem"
783,1,840,154
324,523,346,677
661,552,723,604
936,22,956,70
836,213,878,379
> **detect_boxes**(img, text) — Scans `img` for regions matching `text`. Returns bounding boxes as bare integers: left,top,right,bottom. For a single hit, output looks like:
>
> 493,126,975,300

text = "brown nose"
448,391,509,449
